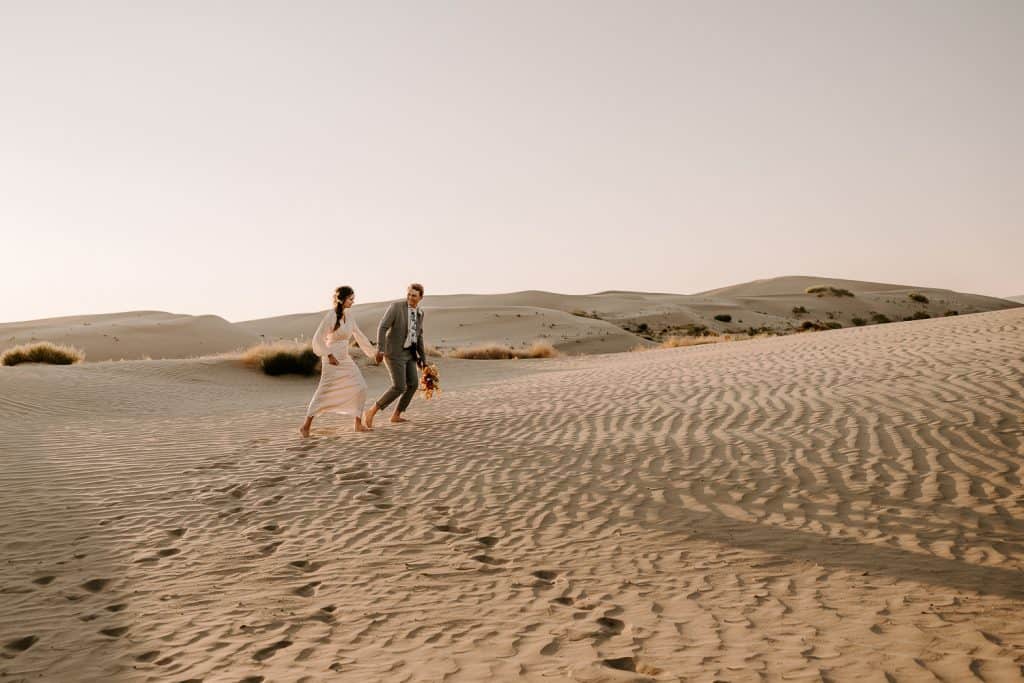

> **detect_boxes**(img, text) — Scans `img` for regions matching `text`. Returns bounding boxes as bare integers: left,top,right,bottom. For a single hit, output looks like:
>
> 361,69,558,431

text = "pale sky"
2,1,1021,323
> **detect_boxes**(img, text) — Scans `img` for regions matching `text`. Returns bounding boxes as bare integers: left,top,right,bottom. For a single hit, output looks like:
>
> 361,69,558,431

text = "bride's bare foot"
363,405,378,429
355,418,372,432
299,417,313,438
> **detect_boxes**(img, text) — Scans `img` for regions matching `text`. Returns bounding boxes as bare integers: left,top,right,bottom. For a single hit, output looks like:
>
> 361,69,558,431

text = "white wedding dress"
305,311,376,418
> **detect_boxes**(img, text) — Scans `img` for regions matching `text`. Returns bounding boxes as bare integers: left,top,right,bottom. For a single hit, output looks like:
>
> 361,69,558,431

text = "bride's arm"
351,321,377,361
311,311,333,357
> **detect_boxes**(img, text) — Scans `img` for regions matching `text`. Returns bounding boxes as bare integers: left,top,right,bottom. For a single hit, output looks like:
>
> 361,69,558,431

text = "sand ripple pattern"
1,310,1023,681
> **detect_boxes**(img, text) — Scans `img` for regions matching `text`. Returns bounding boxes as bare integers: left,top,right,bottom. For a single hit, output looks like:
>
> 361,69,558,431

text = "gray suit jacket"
377,301,426,360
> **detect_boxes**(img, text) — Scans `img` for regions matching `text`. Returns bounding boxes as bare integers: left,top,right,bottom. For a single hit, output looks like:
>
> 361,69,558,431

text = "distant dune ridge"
1,276,1019,362
1007,294,1024,304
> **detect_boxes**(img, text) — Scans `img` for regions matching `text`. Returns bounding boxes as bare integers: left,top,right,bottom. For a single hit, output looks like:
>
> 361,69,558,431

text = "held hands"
327,354,340,366
375,351,384,365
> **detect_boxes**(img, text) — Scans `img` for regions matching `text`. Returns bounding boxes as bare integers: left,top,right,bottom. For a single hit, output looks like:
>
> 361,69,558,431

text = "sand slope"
4,277,1018,361
0,311,259,362
242,276,1020,351
1,310,1022,681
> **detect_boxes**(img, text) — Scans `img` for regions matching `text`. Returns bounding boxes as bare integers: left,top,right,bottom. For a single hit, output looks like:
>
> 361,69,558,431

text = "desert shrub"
801,321,822,331
824,321,843,329
685,324,711,337
747,326,774,336
905,311,931,321
1,341,84,366
636,322,650,333
908,293,929,304
571,310,602,320
791,306,808,316
242,341,320,376
660,335,727,348
943,310,959,316
713,314,732,323
805,286,854,297
870,313,891,324
851,317,867,326
450,341,558,360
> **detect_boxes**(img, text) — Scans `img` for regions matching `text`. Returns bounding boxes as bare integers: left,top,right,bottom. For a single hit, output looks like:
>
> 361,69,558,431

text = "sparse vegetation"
241,341,319,376
908,293,930,304
450,341,558,360
791,306,808,316
713,314,732,323
905,311,931,321
805,286,854,297
824,321,843,329
1,341,84,366
870,313,892,324
943,310,959,316
570,310,603,320
851,317,867,326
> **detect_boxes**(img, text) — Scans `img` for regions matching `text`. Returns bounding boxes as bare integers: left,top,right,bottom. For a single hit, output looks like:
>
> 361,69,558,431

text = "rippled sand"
2,309,1022,681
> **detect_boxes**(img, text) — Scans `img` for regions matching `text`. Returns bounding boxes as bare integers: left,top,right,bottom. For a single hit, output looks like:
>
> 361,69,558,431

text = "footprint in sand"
293,581,321,597
99,626,129,638
134,650,161,662
596,616,625,636
260,541,283,556
551,596,574,607
434,524,470,534
167,528,187,539
540,638,561,656
253,639,292,662
32,576,55,586
288,559,321,573
81,578,111,593
477,536,499,547
157,548,180,558
4,635,38,653
472,555,509,565
105,603,127,612
532,570,559,584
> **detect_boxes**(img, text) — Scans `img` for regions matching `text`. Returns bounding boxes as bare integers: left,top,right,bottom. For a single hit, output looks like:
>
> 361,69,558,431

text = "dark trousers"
376,349,419,413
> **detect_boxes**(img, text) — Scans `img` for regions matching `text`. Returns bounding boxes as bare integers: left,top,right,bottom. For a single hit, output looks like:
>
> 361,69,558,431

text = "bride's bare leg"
363,403,379,429
299,416,314,437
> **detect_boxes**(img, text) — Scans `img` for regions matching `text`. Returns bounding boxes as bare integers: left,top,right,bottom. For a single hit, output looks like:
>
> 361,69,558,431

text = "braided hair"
332,286,354,331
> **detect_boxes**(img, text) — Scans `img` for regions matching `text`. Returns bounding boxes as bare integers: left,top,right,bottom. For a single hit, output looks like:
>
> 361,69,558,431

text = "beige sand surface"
1,309,1022,680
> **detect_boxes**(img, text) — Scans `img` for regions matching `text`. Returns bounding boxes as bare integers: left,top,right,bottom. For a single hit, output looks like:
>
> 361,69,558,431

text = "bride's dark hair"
332,286,354,331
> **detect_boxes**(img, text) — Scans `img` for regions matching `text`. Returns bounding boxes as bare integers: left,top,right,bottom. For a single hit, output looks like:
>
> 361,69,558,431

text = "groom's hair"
409,283,424,296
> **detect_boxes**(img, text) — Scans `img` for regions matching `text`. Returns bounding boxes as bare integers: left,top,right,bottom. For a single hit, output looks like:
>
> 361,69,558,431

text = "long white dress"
305,310,376,418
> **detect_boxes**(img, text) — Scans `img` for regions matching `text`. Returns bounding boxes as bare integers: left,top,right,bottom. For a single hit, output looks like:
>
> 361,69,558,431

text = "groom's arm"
377,303,394,353
416,312,426,366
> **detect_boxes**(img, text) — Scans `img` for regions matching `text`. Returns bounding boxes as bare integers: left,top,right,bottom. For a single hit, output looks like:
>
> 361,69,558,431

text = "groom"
364,283,426,427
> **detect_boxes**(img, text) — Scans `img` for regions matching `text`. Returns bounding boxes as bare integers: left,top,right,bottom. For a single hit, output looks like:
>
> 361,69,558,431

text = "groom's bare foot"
390,414,409,424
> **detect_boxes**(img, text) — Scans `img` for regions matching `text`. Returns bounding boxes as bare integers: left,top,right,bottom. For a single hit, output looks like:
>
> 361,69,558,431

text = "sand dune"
1007,295,1024,304
2,310,1022,680
0,311,259,362
4,277,1018,362
240,275,1022,351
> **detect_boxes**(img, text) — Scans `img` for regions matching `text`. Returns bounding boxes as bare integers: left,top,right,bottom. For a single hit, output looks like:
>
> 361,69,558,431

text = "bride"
299,286,378,436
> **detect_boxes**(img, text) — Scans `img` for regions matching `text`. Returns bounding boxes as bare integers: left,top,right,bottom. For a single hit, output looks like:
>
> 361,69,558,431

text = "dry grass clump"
805,286,854,297
908,292,930,304
450,340,559,360
713,314,732,323
1,341,84,366
241,341,319,376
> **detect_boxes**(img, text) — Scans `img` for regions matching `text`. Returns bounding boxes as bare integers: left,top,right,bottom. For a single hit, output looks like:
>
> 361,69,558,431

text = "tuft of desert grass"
908,292,930,304
450,340,559,360
241,341,320,376
1,341,84,366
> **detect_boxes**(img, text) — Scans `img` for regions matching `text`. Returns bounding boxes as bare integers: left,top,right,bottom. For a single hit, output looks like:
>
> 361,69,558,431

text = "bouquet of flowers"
420,363,441,399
